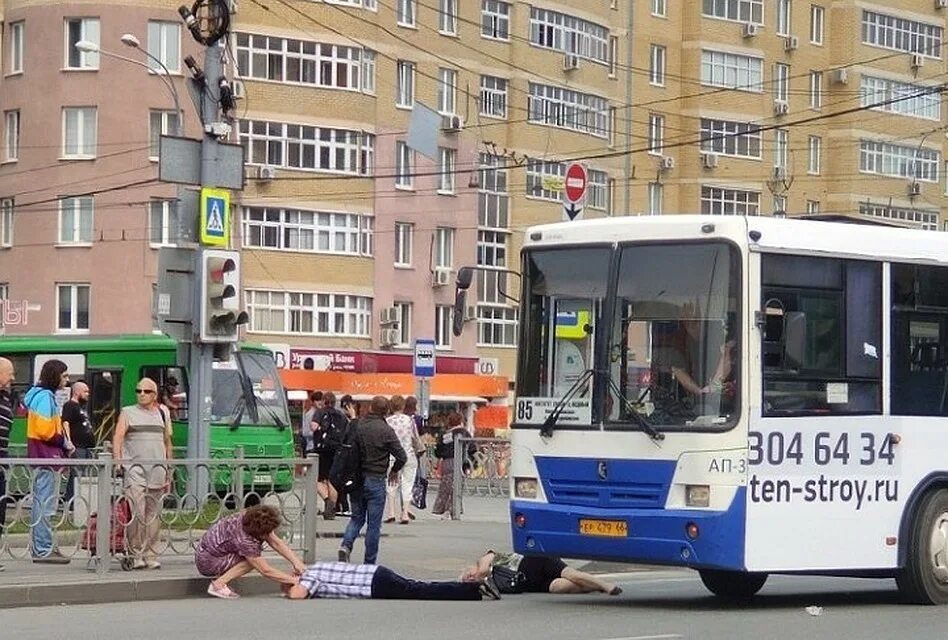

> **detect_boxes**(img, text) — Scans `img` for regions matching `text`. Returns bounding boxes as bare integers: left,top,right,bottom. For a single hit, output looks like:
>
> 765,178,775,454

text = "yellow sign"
555,310,591,339
200,187,230,246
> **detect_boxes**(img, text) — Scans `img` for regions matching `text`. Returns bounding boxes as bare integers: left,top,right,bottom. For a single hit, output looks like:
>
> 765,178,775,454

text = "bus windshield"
211,351,290,427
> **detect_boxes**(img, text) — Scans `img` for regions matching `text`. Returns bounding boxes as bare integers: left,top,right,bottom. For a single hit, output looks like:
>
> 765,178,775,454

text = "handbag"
411,476,428,510
491,564,526,594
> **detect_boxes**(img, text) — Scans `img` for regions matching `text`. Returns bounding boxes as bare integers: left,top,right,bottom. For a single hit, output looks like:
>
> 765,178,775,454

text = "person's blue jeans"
31,468,59,557
341,476,387,564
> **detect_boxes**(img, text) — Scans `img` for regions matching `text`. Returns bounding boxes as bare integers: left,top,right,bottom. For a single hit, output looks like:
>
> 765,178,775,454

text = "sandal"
384,517,396,523
207,582,240,599
608,586,623,596
399,518,410,524
407,512,416,520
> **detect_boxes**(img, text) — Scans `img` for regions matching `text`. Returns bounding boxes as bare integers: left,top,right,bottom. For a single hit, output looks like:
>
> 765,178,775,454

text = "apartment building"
0,0,945,386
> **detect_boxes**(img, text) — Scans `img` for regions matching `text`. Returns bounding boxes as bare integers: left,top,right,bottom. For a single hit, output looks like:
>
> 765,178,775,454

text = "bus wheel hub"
929,512,948,584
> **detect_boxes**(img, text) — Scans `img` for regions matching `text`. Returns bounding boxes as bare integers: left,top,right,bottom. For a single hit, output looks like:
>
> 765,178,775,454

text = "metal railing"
0,454,320,574
452,437,510,520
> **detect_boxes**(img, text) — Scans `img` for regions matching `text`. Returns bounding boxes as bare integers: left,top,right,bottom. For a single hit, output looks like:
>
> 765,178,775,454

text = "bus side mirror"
783,311,806,371
452,267,474,337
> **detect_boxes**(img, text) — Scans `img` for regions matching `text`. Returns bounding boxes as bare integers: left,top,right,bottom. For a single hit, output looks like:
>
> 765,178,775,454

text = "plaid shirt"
298,562,378,599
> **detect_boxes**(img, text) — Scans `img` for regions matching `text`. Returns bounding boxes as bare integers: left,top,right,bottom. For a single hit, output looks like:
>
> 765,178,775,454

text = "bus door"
87,369,121,445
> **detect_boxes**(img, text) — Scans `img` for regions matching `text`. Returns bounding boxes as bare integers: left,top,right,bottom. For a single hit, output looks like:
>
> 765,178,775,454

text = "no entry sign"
562,162,588,221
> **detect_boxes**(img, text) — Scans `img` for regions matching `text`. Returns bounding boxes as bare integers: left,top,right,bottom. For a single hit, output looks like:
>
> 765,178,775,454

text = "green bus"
0,334,294,490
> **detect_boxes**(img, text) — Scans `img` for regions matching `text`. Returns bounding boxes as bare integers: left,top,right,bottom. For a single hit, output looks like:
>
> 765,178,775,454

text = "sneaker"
32,550,71,565
337,547,350,563
132,558,147,570
207,582,240,600
323,499,336,521
145,560,161,570
479,578,502,601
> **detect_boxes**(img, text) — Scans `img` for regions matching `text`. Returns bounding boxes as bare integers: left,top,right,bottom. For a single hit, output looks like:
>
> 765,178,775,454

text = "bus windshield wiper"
540,368,596,438
605,376,664,442
229,393,245,431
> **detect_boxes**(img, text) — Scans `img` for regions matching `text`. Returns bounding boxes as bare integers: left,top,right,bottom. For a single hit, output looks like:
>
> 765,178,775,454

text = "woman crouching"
196,504,305,599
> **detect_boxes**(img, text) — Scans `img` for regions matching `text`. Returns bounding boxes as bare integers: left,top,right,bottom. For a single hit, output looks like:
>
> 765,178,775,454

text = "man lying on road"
460,550,623,596
283,561,502,601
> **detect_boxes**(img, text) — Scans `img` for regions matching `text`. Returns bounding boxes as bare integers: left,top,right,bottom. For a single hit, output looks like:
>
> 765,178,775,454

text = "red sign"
564,163,588,204
289,349,477,374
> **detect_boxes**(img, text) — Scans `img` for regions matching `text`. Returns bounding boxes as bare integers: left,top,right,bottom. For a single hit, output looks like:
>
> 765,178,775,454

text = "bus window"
140,365,189,420
88,369,122,444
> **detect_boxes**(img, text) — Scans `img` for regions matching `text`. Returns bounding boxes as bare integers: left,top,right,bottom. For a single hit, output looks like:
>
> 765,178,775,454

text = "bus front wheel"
897,488,948,605
698,569,768,599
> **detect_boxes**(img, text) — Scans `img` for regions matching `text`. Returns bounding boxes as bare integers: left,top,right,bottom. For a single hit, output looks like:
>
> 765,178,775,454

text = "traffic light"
199,249,248,343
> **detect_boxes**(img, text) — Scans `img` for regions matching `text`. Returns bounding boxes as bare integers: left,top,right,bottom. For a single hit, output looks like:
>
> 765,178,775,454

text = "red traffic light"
208,257,237,283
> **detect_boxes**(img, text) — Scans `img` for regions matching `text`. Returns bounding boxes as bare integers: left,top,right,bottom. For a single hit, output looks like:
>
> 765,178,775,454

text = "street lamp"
75,38,183,136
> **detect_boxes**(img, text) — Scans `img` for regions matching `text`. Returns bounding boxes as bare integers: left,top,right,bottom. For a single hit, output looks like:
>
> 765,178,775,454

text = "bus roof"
0,334,271,355
523,215,948,266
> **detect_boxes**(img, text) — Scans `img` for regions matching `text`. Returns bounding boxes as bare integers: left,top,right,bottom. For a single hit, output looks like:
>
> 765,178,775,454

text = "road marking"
599,635,682,640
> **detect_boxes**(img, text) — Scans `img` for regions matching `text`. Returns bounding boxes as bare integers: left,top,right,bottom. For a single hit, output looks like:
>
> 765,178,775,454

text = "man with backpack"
335,396,406,565
311,392,346,520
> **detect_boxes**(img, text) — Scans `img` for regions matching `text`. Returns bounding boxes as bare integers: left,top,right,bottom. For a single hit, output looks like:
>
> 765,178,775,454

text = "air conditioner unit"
742,23,759,38
232,79,245,99
937,0,948,10
379,307,399,325
773,165,788,180
774,99,790,115
832,69,848,84
911,53,925,69
563,53,580,71
909,181,922,197
464,305,477,322
784,35,799,51
433,267,453,287
701,153,719,169
257,165,276,180
379,328,400,347
660,156,675,170
441,114,463,133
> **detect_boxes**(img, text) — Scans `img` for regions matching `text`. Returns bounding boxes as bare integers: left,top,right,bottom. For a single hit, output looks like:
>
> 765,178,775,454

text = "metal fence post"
95,452,113,575
302,454,319,564
452,437,463,521
234,446,245,508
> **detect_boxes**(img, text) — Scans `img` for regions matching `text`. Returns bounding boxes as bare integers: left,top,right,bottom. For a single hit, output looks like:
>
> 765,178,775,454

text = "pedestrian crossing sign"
200,187,230,246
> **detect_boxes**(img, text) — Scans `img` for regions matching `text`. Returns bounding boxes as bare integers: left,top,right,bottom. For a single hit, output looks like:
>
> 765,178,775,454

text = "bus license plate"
253,474,272,484
579,519,628,537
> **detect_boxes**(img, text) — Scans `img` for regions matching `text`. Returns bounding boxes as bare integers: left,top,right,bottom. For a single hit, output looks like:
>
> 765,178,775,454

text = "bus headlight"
515,477,539,499
685,484,710,508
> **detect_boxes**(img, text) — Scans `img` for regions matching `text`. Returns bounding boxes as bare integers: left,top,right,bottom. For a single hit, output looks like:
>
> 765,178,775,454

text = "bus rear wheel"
897,489,948,605
699,569,768,599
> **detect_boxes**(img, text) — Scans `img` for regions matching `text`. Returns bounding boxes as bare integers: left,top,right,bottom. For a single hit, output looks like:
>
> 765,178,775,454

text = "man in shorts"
460,550,623,595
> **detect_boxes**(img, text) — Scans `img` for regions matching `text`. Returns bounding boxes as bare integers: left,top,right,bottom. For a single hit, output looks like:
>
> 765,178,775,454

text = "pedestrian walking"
0,357,14,571
333,394,357,516
383,395,419,524
112,377,172,570
197,504,305,599
25,358,73,564
338,395,406,565
62,381,93,509
313,392,346,519
284,561,500,601
431,413,471,520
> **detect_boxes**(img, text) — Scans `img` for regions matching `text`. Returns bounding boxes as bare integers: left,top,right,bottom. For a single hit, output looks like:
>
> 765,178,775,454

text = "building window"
395,222,413,266
808,136,821,174
62,107,97,158
0,199,12,248
245,290,372,337
527,82,610,139
806,200,821,214
435,306,453,349
396,60,415,108
649,44,666,86
438,68,457,115
56,284,90,333
235,33,369,91
239,120,374,175
700,118,761,159
529,7,610,64
809,5,824,45
439,0,458,35
397,0,416,27
648,114,664,156
361,49,376,94
774,129,789,169
149,200,180,247
647,183,663,215
147,21,181,73
479,153,509,230
702,0,763,24
860,76,941,121
608,36,618,77
243,207,373,256
395,141,414,188
58,196,94,244
701,49,763,92
438,147,456,194
774,62,789,102
587,170,610,211
860,203,938,230
435,227,454,268
394,302,412,346
65,18,99,69
478,306,517,346
149,110,181,160
9,22,23,74
4,111,18,162
809,71,822,109
652,0,667,17
773,195,787,215
526,160,566,202
481,0,511,40
700,186,760,215
862,10,942,58
776,0,791,37
480,75,508,118
860,140,939,182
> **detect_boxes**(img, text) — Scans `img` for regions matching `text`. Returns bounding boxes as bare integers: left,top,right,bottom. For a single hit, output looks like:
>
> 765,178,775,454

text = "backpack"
329,420,362,490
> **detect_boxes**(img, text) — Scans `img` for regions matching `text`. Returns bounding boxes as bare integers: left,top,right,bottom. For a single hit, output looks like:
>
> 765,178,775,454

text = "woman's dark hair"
38,359,67,391
241,504,282,540
447,412,464,428
340,394,353,408
405,396,417,414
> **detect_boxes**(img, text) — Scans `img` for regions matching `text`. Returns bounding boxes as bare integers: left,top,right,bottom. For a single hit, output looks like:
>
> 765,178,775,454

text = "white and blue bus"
507,214,948,604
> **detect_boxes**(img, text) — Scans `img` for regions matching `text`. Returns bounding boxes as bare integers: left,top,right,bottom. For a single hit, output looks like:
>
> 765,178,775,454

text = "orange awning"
279,369,508,399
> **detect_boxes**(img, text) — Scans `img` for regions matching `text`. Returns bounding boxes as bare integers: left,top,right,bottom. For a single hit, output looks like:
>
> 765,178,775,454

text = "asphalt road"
3,570,943,640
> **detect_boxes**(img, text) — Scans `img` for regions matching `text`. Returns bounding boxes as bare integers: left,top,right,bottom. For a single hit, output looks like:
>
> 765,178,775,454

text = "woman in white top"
384,395,419,524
